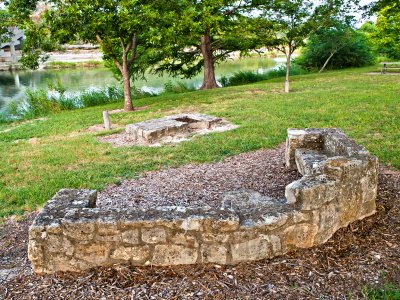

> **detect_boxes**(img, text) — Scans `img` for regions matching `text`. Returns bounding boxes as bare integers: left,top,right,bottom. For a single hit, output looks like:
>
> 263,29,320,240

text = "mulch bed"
97,145,300,209
0,148,399,299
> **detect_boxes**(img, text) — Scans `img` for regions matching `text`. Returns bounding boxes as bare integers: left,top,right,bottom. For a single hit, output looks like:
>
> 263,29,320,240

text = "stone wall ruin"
28,128,378,273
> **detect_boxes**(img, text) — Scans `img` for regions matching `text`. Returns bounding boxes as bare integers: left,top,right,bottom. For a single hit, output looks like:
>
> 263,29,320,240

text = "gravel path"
97,145,300,209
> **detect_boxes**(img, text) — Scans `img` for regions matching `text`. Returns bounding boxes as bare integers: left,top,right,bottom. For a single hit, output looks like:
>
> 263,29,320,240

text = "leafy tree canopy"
8,0,176,111
154,0,258,89
297,20,375,71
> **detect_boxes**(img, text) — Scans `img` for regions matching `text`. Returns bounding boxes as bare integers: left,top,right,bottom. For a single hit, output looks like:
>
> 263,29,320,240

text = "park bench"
380,62,400,74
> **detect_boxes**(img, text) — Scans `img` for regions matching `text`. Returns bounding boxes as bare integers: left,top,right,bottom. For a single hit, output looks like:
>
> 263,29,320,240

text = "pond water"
0,57,278,116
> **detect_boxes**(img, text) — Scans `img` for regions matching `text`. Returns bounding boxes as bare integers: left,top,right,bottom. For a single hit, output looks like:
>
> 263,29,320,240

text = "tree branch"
127,33,137,67
96,34,123,72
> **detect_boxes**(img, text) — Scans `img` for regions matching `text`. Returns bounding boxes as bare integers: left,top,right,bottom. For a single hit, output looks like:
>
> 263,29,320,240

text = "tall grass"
220,64,307,87
2,84,125,121
163,81,196,93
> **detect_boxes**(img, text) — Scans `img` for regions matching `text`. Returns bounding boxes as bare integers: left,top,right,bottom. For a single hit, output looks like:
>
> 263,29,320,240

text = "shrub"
24,88,61,118
221,64,306,87
297,25,376,71
163,81,196,93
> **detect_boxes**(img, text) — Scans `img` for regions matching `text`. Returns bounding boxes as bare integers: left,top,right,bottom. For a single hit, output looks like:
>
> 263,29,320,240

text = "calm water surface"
0,57,278,115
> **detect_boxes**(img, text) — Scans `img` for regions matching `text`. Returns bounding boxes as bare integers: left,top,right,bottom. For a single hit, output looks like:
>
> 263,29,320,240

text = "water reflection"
0,57,277,114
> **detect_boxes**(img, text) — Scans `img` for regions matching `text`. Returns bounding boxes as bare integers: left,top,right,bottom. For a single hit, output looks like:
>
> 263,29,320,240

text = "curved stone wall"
28,128,378,273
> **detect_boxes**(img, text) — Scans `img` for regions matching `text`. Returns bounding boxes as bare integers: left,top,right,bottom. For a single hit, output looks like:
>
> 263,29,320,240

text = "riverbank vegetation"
0,67,399,218
220,64,306,87
42,61,103,69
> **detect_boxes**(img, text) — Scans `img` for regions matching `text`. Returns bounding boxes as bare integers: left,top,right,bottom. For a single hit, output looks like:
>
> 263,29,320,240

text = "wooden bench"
380,62,400,74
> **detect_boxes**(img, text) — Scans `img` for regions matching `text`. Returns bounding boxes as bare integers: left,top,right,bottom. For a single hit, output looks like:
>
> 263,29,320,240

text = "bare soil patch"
85,124,124,133
108,106,149,114
0,148,399,299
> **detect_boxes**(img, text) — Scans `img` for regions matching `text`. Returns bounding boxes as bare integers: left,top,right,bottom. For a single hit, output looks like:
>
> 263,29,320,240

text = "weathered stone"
111,246,150,262
285,177,338,210
314,202,340,244
122,229,140,245
285,128,324,169
152,245,198,265
75,243,110,264
201,244,228,264
231,235,273,263
46,254,90,273
63,222,95,241
28,240,44,264
96,222,121,242
125,114,224,143
283,224,318,249
170,232,199,248
180,218,202,231
291,211,312,223
141,228,167,244
295,148,327,176
202,232,230,243
46,235,74,256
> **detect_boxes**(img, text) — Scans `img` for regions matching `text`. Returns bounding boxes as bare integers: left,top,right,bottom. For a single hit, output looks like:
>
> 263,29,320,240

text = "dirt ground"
0,153,399,299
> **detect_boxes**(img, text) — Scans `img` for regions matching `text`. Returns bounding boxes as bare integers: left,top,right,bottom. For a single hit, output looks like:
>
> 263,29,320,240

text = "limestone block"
28,225,45,240
152,245,198,265
202,232,230,243
142,228,167,244
95,222,121,241
122,229,140,245
180,218,202,231
314,202,340,244
63,222,95,241
283,223,318,249
285,177,338,210
231,235,274,263
285,128,323,169
201,244,228,264
111,246,150,262
75,243,110,264
295,149,327,176
170,232,199,247
28,240,44,264
46,254,90,273
46,235,74,256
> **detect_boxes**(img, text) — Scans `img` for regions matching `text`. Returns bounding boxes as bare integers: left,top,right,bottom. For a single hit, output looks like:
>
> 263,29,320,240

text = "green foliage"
154,0,258,86
372,6,400,60
163,81,196,93
79,86,124,108
221,64,305,86
297,24,376,70
362,284,400,300
5,83,124,121
24,88,62,118
8,0,175,109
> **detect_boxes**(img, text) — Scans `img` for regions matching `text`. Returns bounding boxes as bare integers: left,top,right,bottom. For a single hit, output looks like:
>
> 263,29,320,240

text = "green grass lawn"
0,66,399,218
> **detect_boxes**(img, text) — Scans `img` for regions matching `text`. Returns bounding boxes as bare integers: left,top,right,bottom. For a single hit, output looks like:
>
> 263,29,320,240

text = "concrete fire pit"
99,113,238,147
28,128,378,273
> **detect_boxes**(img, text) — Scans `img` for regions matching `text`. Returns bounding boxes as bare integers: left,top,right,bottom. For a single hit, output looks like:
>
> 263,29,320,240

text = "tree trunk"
200,34,219,90
319,51,336,73
284,52,291,93
121,57,134,112
10,27,18,66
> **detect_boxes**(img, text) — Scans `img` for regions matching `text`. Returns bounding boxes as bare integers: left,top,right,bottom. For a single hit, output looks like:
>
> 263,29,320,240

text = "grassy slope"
0,66,399,217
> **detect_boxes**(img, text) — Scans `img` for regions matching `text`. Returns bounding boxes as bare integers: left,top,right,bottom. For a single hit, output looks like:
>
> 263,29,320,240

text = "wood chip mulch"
97,145,300,209
0,151,399,299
